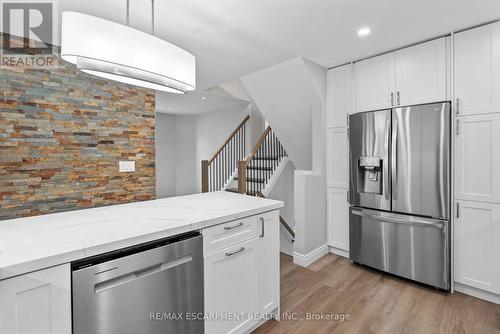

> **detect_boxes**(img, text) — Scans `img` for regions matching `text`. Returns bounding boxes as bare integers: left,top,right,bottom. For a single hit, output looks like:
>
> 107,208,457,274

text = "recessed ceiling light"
201,96,207,100
358,27,371,37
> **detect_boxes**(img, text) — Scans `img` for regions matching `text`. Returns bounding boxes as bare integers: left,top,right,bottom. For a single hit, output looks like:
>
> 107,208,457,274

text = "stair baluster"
201,115,249,192
236,126,287,196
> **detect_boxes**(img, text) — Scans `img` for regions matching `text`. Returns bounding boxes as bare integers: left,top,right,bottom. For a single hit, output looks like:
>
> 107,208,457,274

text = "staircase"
201,115,248,192
201,116,295,241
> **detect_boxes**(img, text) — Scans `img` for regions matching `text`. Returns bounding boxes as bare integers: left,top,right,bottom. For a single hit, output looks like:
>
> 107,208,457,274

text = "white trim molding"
328,245,349,259
454,282,500,305
293,244,329,267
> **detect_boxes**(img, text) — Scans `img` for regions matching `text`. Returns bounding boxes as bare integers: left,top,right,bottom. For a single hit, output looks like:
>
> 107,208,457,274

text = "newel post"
237,161,247,194
201,160,209,193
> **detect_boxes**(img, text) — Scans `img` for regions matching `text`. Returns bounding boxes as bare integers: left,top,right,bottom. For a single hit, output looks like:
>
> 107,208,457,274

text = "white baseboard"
454,282,500,305
328,245,349,259
293,244,328,267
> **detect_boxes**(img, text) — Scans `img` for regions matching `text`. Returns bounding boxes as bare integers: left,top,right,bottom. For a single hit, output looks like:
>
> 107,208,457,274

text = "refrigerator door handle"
384,117,391,200
391,117,398,201
351,207,446,228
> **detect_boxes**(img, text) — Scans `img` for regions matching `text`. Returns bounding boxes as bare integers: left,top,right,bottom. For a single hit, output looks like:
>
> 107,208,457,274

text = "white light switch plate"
119,161,135,172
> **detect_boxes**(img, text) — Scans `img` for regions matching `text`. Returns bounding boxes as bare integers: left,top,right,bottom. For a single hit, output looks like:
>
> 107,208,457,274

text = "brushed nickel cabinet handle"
396,91,400,106
224,222,244,230
260,217,264,238
390,92,394,106
456,98,460,115
225,247,245,257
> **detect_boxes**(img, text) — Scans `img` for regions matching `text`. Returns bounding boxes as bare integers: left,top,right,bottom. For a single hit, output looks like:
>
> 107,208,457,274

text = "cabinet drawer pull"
224,222,244,230
260,217,264,238
225,247,245,257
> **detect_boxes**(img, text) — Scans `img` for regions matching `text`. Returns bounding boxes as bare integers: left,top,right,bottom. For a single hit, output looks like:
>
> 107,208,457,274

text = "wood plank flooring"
254,254,500,334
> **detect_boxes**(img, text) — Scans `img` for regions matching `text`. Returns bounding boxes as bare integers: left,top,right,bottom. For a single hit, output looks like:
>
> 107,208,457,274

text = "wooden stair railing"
201,115,249,192
236,126,287,195
226,126,293,241
256,191,295,240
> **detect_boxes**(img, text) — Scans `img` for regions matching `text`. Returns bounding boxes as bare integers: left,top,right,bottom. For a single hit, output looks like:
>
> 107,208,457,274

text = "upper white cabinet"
454,200,500,294
326,128,349,189
354,53,396,112
0,264,71,334
455,113,500,204
327,64,351,127
353,37,448,113
454,22,500,116
395,38,447,106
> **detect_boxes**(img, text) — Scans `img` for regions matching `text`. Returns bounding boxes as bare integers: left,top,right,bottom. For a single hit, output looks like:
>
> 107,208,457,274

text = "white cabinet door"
204,237,259,334
258,212,280,315
326,128,349,189
327,188,349,252
454,201,500,294
0,264,71,334
454,22,500,116
395,37,447,106
455,113,500,203
327,64,350,127
354,53,395,112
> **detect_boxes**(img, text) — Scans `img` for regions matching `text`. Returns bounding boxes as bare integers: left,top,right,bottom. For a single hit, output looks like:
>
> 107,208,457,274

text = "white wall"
174,115,198,196
241,57,323,170
266,160,295,256
293,171,328,266
193,104,252,192
304,59,327,175
155,113,177,198
156,102,260,196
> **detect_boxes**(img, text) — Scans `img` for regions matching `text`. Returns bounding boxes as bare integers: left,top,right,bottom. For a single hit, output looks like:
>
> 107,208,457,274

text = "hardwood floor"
254,254,500,334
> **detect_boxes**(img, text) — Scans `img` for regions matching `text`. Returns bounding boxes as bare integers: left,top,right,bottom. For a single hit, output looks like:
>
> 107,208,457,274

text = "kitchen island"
0,191,283,334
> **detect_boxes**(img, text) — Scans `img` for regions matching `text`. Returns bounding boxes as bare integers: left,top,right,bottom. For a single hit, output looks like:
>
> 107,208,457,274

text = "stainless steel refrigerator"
348,102,451,290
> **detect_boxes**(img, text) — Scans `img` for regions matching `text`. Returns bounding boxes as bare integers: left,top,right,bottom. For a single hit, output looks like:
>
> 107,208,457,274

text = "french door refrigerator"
348,102,451,290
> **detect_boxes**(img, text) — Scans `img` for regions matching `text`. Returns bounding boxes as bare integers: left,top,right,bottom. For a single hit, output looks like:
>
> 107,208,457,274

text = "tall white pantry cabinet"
326,21,500,303
326,64,351,257
453,21,500,301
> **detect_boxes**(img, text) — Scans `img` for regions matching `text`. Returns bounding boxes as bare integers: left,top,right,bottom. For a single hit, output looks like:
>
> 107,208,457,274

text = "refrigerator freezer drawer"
349,207,450,290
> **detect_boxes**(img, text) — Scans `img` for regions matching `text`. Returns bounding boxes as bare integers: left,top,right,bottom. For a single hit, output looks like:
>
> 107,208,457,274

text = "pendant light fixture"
61,0,195,94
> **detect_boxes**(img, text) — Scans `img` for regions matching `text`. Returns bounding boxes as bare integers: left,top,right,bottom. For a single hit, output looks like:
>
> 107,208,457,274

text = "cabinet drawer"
203,212,272,255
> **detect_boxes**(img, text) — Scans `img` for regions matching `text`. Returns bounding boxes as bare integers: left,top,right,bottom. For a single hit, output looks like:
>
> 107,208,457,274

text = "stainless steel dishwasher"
72,232,204,334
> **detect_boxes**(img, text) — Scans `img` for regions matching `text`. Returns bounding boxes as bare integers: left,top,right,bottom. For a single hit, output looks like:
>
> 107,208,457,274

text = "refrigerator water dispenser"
357,156,383,194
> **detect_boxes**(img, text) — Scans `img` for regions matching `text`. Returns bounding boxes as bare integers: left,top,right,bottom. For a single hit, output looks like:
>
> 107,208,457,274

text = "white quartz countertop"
0,191,283,280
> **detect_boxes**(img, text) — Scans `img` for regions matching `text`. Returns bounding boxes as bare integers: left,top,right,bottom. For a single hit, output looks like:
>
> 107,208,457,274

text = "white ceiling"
58,0,500,93
155,90,249,114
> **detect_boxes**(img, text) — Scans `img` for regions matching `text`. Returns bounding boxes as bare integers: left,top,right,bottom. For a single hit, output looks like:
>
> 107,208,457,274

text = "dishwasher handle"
94,255,192,294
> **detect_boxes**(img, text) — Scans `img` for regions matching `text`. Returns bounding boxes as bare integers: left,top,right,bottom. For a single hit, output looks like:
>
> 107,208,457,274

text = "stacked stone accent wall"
0,41,156,220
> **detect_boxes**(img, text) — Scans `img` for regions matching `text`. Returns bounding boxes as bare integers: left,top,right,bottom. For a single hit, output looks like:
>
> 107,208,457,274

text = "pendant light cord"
125,0,154,35
126,0,130,25
151,0,155,35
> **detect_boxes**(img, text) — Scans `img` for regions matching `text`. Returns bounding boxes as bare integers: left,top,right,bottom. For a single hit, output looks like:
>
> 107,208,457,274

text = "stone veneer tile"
0,37,156,220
